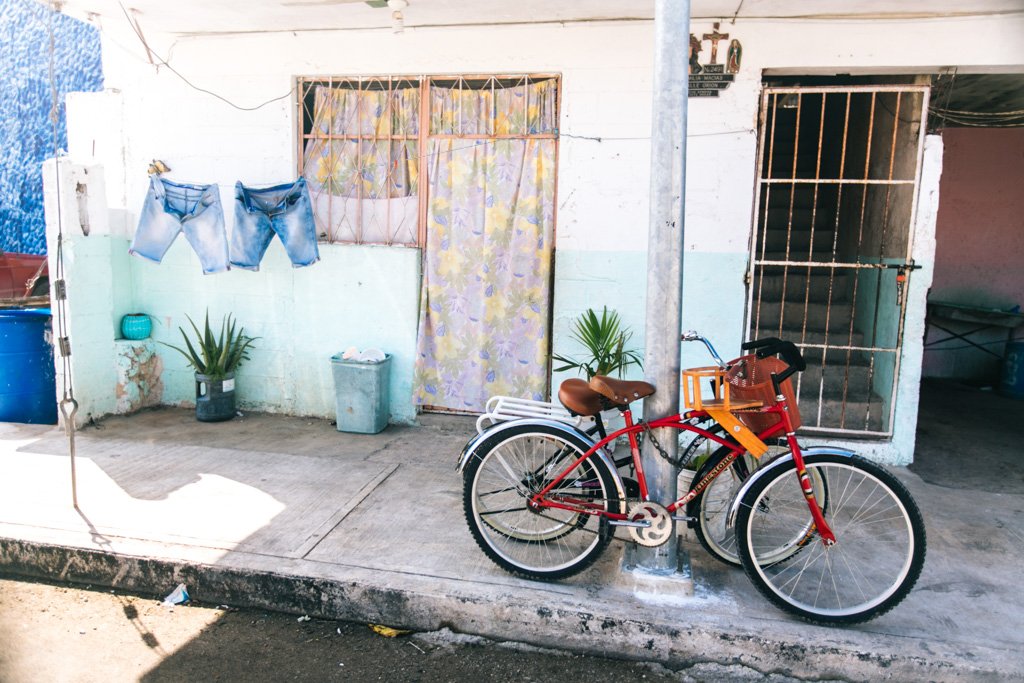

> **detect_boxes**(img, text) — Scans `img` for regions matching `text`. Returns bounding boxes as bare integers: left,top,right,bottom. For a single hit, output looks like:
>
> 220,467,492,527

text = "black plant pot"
195,372,236,422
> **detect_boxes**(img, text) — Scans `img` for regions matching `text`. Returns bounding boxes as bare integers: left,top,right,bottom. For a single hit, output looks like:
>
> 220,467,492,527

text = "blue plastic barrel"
1000,341,1024,400
0,309,58,423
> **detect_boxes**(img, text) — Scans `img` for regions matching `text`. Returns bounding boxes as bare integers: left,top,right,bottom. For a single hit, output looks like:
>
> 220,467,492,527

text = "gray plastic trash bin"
330,352,391,433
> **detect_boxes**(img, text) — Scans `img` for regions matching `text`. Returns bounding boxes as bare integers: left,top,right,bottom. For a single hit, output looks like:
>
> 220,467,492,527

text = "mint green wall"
50,234,120,422
551,249,751,396
126,237,421,424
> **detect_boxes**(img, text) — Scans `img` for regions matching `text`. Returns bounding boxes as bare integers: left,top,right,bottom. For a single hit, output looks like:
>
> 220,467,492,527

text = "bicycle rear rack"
475,395,596,434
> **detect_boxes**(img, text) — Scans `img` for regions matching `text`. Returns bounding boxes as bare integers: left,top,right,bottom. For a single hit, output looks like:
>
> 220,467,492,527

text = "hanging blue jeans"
130,177,230,274
230,177,320,270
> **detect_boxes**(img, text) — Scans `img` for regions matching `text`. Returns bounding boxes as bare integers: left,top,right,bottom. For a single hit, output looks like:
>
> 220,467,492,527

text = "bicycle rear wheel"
735,453,926,624
687,445,757,566
463,423,623,580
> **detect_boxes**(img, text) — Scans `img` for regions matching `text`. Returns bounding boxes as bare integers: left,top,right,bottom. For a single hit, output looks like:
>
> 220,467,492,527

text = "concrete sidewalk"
0,406,1021,681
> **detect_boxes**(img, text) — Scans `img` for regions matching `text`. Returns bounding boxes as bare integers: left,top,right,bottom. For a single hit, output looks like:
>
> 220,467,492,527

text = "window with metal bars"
296,74,559,247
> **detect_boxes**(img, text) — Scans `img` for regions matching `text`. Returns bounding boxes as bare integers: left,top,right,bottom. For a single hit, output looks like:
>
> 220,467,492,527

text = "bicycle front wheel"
463,423,623,580
735,453,926,624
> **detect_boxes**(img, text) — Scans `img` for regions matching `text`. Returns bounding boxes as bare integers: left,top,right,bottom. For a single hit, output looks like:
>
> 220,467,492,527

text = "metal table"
924,301,1024,358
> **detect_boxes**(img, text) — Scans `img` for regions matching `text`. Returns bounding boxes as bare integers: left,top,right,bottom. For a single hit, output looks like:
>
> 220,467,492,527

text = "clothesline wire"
299,127,755,172
111,2,753,168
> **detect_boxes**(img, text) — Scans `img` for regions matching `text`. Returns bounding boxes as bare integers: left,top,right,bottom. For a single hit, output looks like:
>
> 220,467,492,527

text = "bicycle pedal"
609,519,652,529
672,515,696,523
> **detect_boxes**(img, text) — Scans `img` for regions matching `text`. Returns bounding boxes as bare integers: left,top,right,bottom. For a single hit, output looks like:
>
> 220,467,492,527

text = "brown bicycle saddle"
589,375,656,405
557,378,606,416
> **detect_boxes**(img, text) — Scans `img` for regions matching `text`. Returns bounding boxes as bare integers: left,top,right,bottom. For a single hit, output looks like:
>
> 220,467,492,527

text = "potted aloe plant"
553,306,643,379
163,311,258,422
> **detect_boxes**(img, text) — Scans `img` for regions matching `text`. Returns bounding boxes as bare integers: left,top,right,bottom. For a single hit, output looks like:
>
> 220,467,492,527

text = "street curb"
0,536,1017,682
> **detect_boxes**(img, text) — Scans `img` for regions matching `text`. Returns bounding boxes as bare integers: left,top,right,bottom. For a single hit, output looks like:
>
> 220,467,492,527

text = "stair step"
794,393,887,432
752,300,856,333
760,227,840,254
756,249,845,264
763,206,817,224
761,206,841,226
751,325,866,348
754,271,852,304
796,356,874,397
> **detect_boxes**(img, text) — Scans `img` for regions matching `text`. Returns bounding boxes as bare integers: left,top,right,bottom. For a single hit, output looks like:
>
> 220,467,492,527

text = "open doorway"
913,72,1024,488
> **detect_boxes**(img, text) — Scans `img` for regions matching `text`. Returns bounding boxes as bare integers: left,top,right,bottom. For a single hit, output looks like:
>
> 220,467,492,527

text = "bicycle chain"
641,419,704,469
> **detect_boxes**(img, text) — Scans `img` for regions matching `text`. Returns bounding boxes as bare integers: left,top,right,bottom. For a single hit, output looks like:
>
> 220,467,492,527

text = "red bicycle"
458,333,926,624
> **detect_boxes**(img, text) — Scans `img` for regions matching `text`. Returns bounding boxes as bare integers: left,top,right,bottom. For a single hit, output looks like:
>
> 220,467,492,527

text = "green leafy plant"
553,307,642,380
162,311,258,380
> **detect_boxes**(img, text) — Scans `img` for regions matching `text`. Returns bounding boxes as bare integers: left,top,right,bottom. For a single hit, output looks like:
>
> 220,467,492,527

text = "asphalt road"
0,576,816,682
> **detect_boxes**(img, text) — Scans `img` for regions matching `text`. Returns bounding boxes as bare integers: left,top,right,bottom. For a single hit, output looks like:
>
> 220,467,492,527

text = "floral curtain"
301,84,420,244
414,79,557,412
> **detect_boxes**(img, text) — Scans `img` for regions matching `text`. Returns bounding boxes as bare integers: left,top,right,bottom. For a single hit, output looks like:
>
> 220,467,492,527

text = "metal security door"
746,85,930,436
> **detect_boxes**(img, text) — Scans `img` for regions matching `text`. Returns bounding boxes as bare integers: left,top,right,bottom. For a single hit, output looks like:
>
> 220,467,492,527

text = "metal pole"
637,0,689,572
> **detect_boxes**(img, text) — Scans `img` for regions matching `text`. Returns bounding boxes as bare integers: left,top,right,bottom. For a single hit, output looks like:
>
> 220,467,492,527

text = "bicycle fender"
725,445,856,529
455,418,626,502
456,417,597,472
456,422,506,470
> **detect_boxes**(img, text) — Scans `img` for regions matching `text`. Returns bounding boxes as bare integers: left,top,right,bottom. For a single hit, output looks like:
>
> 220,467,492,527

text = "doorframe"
743,82,932,438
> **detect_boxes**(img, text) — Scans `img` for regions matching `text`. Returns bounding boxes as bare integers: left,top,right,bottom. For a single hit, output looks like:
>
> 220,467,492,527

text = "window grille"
745,85,929,437
297,74,559,247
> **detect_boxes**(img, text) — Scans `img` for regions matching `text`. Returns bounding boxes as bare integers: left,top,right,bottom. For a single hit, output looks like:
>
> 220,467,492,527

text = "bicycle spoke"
738,456,924,623
465,428,619,578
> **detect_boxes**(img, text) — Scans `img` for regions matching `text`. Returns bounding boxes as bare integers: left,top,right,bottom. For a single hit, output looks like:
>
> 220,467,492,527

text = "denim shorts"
230,178,320,270
130,177,230,274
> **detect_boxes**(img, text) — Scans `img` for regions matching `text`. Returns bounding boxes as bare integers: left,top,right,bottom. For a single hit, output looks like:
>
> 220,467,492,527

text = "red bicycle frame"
531,394,837,543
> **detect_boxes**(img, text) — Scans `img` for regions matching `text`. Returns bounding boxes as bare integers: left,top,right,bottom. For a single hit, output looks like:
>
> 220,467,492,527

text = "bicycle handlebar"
680,330,727,369
682,331,807,394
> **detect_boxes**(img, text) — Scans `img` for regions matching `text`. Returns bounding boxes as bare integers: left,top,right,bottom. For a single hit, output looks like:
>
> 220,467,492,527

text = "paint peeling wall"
52,12,1024,460
114,339,163,413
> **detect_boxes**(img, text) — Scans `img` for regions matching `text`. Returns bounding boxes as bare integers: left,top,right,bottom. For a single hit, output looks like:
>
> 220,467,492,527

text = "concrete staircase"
751,106,886,433
752,275,886,433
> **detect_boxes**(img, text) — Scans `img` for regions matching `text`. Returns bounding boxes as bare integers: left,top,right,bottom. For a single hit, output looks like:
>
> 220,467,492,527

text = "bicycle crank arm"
609,519,652,528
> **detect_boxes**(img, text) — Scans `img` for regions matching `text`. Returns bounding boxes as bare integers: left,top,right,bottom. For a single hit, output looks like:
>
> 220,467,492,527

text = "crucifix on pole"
701,22,730,65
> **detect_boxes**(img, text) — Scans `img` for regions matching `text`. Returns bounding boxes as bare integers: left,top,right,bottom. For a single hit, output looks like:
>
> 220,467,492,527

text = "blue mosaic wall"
0,0,102,255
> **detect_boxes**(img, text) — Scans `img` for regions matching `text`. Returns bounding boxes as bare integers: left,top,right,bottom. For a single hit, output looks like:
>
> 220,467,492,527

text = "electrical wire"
931,106,1024,116
116,2,294,112
730,0,745,25
929,106,1024,127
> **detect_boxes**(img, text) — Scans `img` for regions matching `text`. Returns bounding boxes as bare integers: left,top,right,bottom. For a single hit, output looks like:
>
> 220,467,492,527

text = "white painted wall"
61,12,1024,460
